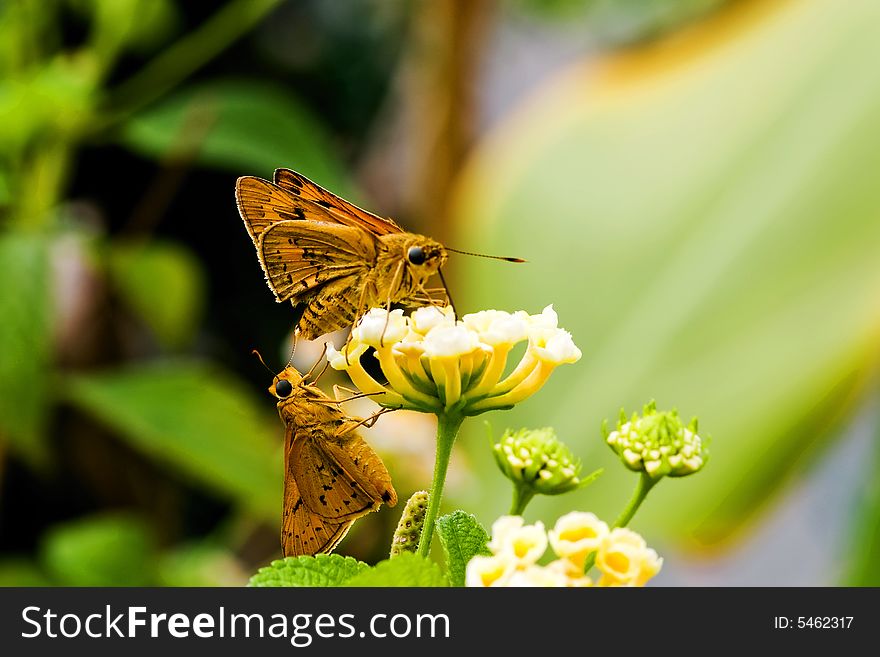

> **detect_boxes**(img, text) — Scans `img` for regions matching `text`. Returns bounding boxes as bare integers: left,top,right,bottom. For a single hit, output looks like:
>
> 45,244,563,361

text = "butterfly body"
270,366,397,556
237,169,448,340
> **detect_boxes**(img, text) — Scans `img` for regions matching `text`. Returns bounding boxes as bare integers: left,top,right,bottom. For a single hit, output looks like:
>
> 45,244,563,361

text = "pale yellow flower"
548,511,609,570
546,559,593,587
595,528,663,586
465,554,516,587
488,517,548,567
326,305,581,416
507,565,569,587
487,515,526,553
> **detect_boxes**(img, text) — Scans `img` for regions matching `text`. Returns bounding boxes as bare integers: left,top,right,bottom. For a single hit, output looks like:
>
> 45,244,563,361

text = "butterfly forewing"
273,168,402,236
281,432,354,556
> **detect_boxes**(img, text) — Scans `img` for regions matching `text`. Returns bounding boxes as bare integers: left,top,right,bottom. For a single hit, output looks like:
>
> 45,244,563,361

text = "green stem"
584,472,658,573
417,412,464,557
612,471,658,529
509,484,535,516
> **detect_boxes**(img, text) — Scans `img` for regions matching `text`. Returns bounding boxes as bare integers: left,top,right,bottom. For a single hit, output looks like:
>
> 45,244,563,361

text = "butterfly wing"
257,220,375,305
236,175,375,243
297,275,369,340
281,423,353,556
274,168,402,236
294,422,397,522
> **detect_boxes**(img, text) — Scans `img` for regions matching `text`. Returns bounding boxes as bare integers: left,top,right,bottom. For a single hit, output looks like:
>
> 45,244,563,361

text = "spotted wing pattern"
273,168,402,236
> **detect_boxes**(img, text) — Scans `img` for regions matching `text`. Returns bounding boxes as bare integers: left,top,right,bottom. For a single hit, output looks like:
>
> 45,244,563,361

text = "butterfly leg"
301,343,329,383
325,386,387,404
339,408,395,435
334,383,360,399
414,279,445,309
362,407,395,428
310,359,332,386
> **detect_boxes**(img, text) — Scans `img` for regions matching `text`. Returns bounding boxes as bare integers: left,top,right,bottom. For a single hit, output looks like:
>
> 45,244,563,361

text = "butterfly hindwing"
257,221,375,304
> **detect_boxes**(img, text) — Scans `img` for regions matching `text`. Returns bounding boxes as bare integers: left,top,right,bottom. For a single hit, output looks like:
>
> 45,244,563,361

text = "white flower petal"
530,328,582,364
411,305,455,334
529,304,559,329
422,324,480,358
353,308,408,346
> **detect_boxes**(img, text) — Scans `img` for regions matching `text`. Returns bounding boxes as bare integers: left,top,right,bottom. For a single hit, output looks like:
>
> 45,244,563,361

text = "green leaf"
436,511,491,587
344,553,448,587
452,0,880,544
0,558,53,586
63,360,280,522
107,240,204,349
40,513,155,586
0,231,52,466
158,543,248,587
249,555,369,587
120,79,351,194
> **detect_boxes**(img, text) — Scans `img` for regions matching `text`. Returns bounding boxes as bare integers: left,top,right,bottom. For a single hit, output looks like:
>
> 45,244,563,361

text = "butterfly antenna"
437,268,458,318
446,247,526,263
252,349,275,376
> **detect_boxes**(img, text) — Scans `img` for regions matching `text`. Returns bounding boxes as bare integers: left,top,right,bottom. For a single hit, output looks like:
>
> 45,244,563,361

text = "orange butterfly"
268,362,397,556
237,168,523,340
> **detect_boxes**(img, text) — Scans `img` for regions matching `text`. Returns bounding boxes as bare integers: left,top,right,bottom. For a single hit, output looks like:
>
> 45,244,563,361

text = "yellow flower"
548,511,609,570
595,528,663,586
507,565,570,587
465,554,516,587
487,516,547,567
546,559,593,587
326,305,581,416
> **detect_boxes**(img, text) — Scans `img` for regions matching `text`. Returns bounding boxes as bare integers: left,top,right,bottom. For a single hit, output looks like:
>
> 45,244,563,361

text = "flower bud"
606,401,707,479
493,427,593,496
390,491,429,558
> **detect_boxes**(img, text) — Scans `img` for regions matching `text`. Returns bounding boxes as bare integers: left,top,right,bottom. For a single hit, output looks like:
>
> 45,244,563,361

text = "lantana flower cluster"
466,514,662,587
493,426,587,497
606,401,707,479
326,305,581,416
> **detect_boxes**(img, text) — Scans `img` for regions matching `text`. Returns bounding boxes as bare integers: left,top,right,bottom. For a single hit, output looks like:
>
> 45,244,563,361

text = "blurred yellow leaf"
451,0,880,546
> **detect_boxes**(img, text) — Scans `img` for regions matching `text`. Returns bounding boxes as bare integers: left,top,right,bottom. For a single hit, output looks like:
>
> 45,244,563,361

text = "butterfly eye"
407,246,426,265
275,379,293,398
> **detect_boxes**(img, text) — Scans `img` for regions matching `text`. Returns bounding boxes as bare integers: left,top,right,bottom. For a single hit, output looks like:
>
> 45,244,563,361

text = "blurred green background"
1,0,878,586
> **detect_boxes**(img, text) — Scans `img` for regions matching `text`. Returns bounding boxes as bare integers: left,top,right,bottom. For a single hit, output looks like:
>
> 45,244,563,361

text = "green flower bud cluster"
493,427,587,496
605,401,707,479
